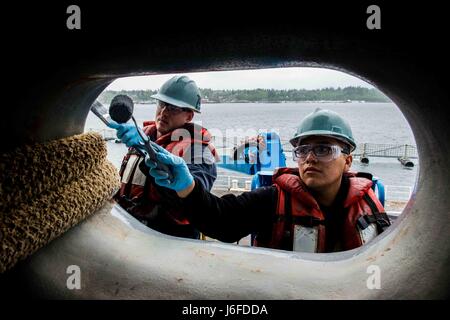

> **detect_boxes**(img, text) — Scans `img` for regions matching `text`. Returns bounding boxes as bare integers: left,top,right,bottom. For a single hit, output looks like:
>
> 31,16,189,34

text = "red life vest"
254,167,390,253
115,121,218,225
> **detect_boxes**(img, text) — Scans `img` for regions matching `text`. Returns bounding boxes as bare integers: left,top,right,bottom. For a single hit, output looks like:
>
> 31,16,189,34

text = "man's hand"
107,121,143,148
144,145,195,198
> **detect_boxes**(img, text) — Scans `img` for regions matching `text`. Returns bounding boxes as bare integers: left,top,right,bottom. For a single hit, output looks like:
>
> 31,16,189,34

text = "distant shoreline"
130,100,393,105
98,86,392,105
201,100,389,104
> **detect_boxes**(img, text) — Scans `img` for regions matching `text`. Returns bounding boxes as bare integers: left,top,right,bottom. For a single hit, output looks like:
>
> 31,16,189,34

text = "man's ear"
185,111,194,122
344,154,353,172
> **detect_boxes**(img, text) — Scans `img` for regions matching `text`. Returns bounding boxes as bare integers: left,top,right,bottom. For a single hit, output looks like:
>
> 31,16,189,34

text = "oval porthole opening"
85,66,418,257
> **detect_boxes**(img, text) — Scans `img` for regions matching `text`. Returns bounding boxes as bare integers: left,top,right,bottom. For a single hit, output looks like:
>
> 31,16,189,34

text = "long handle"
90,101,112,126
132,116,174,182
144,140,175,182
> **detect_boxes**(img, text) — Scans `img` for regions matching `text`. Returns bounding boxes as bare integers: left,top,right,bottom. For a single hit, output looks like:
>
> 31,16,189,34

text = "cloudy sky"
106,67,374,91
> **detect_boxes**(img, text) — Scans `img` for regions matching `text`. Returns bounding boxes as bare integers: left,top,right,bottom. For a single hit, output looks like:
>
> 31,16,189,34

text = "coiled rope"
0,132,120,272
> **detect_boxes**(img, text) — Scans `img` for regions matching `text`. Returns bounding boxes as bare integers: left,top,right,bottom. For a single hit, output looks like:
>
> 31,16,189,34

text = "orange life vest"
115,121,218,225
254,168,390,252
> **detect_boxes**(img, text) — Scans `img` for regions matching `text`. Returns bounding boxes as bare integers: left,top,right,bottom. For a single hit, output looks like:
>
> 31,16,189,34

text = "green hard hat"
151,75,202,113
290,108,357,152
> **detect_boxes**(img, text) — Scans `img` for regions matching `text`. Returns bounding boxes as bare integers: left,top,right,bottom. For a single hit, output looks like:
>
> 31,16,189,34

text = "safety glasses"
293,144,349,162
157,101,190,114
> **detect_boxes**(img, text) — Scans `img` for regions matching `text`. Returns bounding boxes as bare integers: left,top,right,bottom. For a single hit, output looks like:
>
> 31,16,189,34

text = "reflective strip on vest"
131,158,146,187
121,155,140,184
358,223,378,245
293,225,318,253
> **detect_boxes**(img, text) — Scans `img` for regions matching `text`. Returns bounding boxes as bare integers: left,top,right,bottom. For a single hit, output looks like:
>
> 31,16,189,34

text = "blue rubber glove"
107,121,143,148
144,145,194,193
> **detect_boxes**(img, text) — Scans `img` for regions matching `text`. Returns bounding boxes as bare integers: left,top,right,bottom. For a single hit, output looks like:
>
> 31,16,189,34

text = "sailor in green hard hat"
151,75,202,137
290,108,357,152
110,75,218,240
137,107,390,253
288,108,357,194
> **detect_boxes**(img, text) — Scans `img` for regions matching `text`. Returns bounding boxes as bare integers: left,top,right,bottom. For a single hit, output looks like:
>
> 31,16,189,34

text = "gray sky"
106,67,374,91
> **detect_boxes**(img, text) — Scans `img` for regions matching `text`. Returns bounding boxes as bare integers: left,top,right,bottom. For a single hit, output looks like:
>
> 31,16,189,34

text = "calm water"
84,102,418,191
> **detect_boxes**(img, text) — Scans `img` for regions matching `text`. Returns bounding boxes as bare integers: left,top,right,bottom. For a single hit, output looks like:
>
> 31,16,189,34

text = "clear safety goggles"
293,144,349,162
157,101,190,114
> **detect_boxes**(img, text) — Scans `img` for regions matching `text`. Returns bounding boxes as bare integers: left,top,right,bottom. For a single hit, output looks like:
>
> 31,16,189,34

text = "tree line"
98,86,391,104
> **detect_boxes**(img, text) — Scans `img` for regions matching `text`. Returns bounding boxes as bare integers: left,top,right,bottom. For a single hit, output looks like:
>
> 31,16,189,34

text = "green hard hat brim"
290,130,357,152
151,93,201,113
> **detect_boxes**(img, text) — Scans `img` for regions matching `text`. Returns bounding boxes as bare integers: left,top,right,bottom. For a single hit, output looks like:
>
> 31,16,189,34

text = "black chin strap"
357,194,391,234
